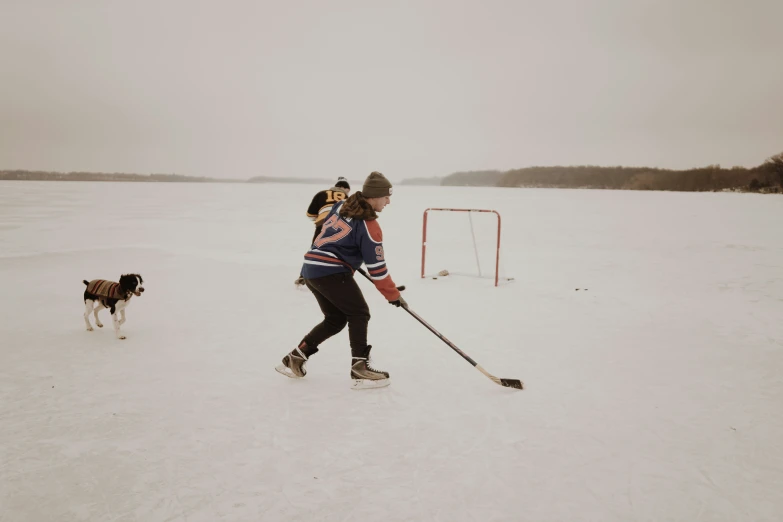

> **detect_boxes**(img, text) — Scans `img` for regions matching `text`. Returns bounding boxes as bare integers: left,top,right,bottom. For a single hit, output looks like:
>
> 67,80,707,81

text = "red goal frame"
421,208,502,287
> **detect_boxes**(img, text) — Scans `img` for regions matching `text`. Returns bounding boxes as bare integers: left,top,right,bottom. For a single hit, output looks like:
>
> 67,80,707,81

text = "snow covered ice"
1,180,782,521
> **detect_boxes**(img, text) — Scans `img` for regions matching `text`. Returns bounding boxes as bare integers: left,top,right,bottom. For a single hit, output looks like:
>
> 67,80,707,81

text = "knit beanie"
335,176,350,190
361,171,393,198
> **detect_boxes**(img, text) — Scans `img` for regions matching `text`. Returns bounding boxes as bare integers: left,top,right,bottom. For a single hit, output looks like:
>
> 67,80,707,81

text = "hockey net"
420,208,513,287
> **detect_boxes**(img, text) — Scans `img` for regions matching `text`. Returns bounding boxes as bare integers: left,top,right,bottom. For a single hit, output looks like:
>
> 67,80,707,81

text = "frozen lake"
1,180,782,521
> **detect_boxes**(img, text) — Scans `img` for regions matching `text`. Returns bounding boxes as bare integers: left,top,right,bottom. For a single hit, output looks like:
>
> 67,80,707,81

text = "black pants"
302,272,370,358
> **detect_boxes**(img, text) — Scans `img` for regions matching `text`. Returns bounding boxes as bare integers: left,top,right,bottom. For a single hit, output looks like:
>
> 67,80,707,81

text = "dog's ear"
119,274,136,289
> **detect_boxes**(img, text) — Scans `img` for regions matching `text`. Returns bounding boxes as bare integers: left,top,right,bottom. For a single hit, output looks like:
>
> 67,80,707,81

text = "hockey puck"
397,285,406,292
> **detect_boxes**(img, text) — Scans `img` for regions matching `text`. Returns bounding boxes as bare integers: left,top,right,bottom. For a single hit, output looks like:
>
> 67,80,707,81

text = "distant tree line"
0,170,245,183
438,170,506,187
428,151,783,193
6,151,783,193
0,170,341,185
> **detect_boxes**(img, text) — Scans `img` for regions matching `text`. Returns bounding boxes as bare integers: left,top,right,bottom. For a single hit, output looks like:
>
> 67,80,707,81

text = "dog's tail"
83,280,89,286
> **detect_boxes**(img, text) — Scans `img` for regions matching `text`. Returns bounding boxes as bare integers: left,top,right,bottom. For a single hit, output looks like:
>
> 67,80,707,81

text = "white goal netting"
421,208,513,286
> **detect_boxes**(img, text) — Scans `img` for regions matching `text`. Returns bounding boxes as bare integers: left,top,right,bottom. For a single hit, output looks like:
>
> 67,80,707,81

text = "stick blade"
476,365,524,390
500,378,524,390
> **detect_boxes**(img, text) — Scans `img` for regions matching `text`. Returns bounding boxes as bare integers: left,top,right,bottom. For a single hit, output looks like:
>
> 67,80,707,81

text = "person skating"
277,172,406,389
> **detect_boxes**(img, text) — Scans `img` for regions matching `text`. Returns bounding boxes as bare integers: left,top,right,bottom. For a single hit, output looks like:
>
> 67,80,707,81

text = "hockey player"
294,176,351,286
277,171,407,389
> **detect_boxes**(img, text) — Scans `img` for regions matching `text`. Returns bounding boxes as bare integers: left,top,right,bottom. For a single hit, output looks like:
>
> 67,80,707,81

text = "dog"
83,274,144,339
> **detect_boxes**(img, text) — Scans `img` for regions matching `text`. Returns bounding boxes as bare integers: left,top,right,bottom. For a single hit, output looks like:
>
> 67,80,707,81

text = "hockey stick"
356,268,523,390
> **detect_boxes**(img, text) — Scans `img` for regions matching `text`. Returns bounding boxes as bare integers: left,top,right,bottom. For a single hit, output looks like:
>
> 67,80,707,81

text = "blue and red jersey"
301,201,400,301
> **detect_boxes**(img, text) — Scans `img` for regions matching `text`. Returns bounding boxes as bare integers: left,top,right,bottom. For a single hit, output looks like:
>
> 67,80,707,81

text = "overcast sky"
1,0,781,180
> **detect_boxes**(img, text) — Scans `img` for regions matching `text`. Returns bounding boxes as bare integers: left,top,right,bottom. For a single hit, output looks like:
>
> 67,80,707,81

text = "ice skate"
350,347,390,390
275,345,309,378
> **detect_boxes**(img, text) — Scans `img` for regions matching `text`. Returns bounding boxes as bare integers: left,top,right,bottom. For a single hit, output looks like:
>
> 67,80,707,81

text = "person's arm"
306,192,322,222
359,220,401,302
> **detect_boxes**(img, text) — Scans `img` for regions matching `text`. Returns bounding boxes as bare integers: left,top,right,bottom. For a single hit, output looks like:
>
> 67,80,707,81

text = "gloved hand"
389,295,408,308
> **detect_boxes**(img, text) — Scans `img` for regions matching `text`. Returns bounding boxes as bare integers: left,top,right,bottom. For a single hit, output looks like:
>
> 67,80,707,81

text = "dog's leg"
119,309,126,325
93,303,105,328
84,300,95,331
112,302,126,340
112,313,125,340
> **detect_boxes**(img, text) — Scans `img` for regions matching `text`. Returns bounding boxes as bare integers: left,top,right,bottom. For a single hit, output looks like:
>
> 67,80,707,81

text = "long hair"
339,191,377,221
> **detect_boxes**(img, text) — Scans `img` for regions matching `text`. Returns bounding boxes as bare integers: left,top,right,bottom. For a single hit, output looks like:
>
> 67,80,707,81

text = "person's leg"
305,273,370,357
306,274,388,386
300,276,350,350
277,272,378,381
279,274,344,377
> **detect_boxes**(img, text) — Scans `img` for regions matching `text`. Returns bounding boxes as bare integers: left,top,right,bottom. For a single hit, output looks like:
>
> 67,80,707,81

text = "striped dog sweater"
85,279,127,300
